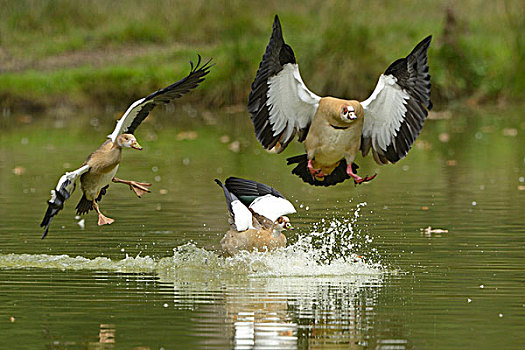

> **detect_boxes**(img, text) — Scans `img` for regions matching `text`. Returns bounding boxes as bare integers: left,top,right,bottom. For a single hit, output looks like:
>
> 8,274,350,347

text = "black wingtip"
40,202,59,239
271,14,285,45
215,178,235,214
412,35,432,55
273,14,281,27
41,211,52,239
189,54,200,71
190,54,214,74
41,224,50,239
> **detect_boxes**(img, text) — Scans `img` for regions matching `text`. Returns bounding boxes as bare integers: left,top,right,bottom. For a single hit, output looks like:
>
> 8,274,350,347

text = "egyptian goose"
40,56,212,238
215,177,296,255
248,15,433,186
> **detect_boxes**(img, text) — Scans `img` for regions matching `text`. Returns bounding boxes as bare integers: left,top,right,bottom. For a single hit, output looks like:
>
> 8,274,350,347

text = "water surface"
0,107,524,349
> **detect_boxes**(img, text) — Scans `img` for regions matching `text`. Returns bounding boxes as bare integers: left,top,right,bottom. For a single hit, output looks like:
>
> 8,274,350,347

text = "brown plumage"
40,57,212,238
304,98,364,181
248,16,432,187
215,177,296,256
221,228,287,256
74,134,149,224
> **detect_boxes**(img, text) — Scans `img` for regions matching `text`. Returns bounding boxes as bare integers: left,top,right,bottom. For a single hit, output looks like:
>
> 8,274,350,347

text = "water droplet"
480,284,484,289
467,298,472,303
163,303,168,308
472,201,477,206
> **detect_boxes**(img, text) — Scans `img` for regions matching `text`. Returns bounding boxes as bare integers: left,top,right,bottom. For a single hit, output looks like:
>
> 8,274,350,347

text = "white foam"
0,202,386,279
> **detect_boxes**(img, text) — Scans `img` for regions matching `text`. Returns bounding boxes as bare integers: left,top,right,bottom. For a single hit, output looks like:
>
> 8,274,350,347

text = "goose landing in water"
40,56,213,238
248,15,433,186
215,177,296,256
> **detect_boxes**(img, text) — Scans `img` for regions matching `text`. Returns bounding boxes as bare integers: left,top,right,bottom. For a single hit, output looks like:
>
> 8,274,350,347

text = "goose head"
273,215,293,234
117,134,142,150
339,101,363,123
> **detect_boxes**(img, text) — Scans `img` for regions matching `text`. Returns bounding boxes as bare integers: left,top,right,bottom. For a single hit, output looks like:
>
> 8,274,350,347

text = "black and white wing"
248,15,321,153
224,177,295,222
215,179,254,231
224,177,285,203
360,36,433,165
108,56,213,142
40,164,90,239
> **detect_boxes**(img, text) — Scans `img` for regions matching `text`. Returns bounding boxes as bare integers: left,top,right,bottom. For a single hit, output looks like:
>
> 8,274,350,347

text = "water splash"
304,202,381,265
0,202,384,278
0,243,381,277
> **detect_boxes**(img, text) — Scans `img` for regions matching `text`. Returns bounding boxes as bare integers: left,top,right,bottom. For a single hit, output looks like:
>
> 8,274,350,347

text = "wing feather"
224,177,285,205
361,36,432,164
40,164,90,239
217,177,295,227
248,15,320,153
248,194,296,223
215,179,253,231
108,56,213,142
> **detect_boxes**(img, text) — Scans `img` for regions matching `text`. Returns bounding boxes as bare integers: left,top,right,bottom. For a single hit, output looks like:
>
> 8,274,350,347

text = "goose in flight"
215,177,296,255
40,56,213,238
248,15,433,186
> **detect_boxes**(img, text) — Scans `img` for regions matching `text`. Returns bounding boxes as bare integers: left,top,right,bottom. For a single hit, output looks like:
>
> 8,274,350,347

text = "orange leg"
346,163,376,184
112,177,152,197
307,159,327,177
93,201,114,226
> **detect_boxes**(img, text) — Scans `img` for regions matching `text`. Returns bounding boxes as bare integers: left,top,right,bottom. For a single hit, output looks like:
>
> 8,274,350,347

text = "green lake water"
0,107,524,349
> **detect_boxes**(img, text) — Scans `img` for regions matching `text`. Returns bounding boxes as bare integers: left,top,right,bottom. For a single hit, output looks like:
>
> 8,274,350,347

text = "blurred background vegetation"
0,0,523,114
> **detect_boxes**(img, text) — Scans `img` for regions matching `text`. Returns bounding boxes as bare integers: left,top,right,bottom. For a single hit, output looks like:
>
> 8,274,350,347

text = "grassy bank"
0,0,523,113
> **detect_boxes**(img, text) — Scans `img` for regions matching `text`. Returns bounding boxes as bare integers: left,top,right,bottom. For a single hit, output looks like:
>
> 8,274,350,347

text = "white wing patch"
361,74,410,152
249,194,296,223
267,63,321,141
231,200,254,231
107,97,146,142
50,164,90,201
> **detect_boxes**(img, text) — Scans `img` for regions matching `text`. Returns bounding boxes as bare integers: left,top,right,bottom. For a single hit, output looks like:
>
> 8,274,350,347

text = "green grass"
0,0,523,112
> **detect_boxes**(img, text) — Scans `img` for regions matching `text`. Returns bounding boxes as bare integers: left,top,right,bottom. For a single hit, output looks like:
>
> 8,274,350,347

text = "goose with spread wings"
215,177,296,255
248,15,433,186
40,56,212,238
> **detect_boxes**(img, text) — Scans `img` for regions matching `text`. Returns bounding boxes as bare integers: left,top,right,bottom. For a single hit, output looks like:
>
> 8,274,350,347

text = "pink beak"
131,140,143,150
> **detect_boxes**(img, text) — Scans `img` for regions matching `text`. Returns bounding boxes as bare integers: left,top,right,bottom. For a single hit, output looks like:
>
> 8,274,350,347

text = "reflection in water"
0,212,385,349
89,324,116,349
1,108,523,349
161,272,383,349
